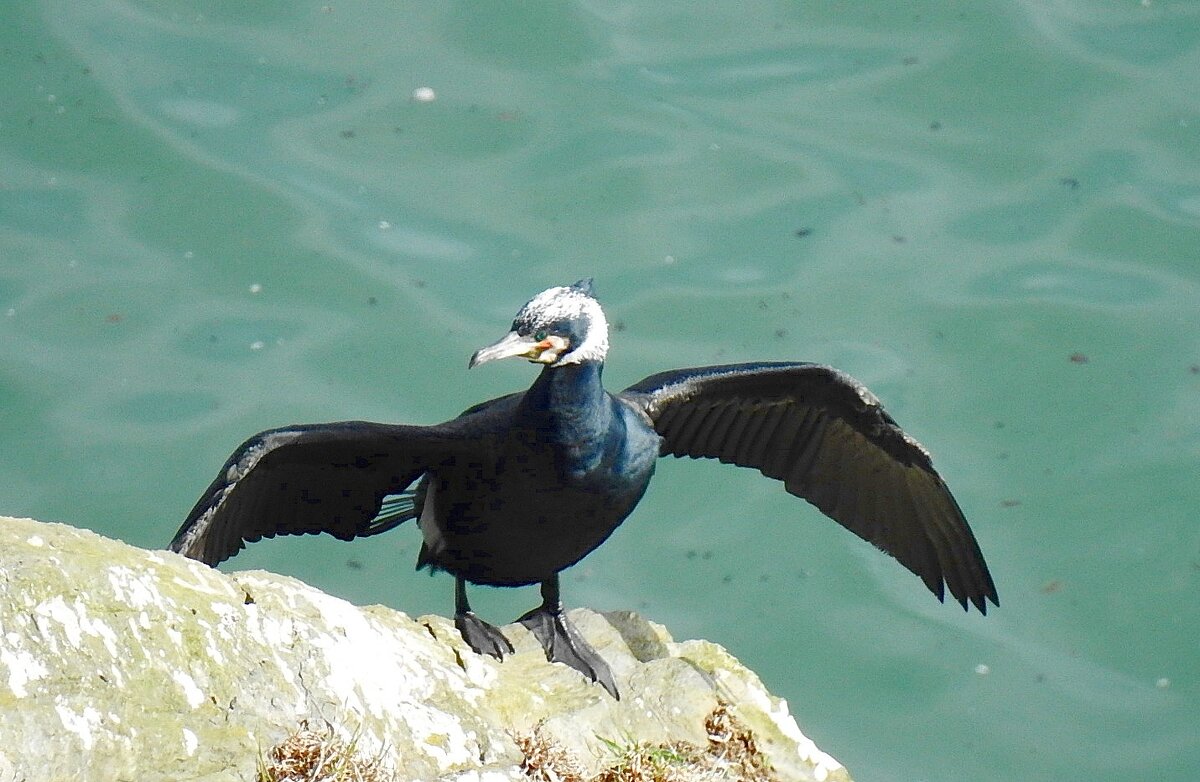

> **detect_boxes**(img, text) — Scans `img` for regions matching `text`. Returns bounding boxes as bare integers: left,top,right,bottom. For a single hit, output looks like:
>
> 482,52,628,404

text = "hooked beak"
469,331,568,368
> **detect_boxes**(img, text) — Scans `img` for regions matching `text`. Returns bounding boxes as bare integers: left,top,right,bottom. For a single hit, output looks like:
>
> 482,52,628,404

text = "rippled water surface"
3,3,1198,780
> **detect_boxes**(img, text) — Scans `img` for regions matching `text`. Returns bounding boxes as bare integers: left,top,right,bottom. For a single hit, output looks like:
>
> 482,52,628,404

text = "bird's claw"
518,604,619,699
455,611,514,659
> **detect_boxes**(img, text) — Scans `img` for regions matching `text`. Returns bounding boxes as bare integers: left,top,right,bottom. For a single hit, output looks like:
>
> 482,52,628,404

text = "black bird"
170,279,997,697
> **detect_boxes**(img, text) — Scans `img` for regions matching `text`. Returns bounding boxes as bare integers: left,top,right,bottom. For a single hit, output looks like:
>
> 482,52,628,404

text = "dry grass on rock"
257,721,390,782
257,703,773,782
515,703,777,782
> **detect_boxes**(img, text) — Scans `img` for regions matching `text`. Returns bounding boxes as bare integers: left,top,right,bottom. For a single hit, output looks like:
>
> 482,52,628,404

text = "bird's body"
170,279,997,697
414,363,659,586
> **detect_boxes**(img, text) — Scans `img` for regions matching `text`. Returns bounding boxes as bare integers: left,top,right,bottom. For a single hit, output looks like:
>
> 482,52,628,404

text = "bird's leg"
517,575,619,698
453,577,514,659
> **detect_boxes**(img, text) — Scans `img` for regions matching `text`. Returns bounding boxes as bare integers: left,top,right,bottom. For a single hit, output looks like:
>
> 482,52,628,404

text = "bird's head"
469,278,610,369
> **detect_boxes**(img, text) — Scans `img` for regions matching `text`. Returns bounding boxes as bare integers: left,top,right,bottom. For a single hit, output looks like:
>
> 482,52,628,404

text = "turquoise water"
3,2,1198,779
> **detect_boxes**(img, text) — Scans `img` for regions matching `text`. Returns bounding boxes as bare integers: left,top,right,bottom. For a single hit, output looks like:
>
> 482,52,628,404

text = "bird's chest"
417,408,654,585
445,422,613,518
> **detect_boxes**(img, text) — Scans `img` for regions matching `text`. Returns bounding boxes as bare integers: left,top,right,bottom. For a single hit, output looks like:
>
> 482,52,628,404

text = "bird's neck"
523,360,609,438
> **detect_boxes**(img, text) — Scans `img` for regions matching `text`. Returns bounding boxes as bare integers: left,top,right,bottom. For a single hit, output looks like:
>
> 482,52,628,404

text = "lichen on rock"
0,516,850,782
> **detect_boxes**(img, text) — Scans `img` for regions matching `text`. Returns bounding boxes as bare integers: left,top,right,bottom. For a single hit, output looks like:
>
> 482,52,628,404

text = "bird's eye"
534,330,548,341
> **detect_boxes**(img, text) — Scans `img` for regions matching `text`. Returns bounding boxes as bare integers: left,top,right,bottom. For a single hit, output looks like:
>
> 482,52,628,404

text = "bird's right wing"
168,421,474,566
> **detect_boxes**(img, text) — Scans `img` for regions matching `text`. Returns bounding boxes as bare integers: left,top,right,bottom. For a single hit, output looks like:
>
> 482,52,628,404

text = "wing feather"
621,362,998,612
705,403,744,460
169,421,470,566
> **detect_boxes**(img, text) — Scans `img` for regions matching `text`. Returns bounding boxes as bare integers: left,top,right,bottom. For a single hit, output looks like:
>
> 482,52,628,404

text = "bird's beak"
470,331,534,368
470,331,569,368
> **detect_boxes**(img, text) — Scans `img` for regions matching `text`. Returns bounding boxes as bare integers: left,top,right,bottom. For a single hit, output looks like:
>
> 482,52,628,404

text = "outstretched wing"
169,421,467,566
620,362,997,613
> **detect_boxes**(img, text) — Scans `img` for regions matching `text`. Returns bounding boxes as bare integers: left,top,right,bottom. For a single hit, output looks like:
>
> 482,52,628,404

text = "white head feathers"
516,283,610,365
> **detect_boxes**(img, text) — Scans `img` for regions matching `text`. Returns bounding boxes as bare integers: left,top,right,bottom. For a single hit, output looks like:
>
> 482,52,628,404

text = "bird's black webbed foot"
455,611,514,659
453,577,514,659
518,577,619,698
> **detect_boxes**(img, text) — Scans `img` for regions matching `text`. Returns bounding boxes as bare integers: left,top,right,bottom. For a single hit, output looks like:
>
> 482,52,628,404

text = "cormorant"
170,279,997,697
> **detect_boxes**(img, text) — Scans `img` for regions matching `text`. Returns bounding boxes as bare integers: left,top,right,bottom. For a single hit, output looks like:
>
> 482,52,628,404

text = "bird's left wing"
169,421,471,567
620,362,997,613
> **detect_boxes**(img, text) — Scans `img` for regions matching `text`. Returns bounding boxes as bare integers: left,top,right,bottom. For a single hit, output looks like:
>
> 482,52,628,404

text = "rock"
0,516,850,781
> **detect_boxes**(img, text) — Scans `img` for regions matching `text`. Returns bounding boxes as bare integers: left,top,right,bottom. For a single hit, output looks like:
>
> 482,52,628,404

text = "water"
3,2,1198,780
